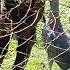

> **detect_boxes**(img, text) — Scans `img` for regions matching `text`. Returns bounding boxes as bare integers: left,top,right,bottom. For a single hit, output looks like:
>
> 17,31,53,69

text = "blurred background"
0,0,70,70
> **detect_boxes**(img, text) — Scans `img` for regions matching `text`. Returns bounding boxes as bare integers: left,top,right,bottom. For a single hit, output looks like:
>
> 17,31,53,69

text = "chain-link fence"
0,0,70,70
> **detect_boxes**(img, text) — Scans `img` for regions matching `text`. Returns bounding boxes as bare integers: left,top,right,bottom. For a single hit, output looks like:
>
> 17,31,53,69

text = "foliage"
0,39,18,70
0,0,70,70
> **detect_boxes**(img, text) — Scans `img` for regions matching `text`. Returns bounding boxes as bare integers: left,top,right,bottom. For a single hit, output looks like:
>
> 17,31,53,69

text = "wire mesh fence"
0,0,70,70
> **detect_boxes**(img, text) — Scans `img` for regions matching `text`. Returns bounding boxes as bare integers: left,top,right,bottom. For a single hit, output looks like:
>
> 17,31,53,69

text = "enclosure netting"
0,0,70,70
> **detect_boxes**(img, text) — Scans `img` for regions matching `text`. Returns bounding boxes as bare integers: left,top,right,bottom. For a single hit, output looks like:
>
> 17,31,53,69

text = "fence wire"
0,0,70,70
